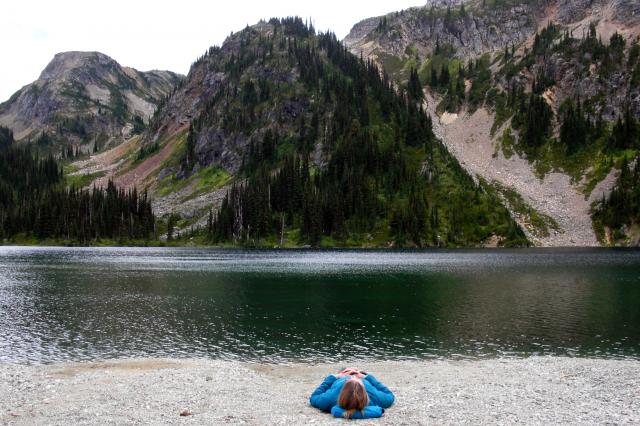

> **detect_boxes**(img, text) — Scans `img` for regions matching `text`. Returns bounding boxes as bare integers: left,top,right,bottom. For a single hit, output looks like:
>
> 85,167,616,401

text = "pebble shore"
1,357,638,425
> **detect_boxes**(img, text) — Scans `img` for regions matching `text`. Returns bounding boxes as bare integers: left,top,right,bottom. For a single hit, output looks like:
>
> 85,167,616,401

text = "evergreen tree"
512,93,553,149
407,68,424,103
0,127,13,150
560,99,589,154
609,106,639,150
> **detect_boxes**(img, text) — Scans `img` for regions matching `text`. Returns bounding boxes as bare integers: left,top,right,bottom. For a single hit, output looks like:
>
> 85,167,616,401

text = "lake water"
0,247,639,364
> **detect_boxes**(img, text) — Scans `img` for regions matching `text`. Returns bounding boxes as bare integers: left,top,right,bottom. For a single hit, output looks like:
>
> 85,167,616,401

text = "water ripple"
0,247,639,364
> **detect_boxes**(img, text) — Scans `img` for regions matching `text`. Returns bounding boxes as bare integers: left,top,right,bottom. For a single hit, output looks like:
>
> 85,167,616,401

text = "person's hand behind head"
336,368,357,378
336,367,368,379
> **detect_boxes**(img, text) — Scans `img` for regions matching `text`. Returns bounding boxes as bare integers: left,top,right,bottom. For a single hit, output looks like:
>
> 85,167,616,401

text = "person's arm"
310,375,340,412
364,375,395,408
331,405,384,419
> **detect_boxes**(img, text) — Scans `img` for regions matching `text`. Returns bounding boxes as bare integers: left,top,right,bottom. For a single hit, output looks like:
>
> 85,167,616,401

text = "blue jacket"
310,374,395,419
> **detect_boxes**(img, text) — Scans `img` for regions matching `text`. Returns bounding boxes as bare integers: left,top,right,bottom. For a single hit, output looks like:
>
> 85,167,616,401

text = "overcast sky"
0,0,425,102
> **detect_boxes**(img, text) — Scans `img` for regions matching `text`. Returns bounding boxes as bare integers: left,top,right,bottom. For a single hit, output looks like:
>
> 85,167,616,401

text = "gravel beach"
1,357,638,425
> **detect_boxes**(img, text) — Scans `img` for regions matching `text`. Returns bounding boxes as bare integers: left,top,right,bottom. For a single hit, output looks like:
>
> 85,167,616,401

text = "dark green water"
1,247,639,364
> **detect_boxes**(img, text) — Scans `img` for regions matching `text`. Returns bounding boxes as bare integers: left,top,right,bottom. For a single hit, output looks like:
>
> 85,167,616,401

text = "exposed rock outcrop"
345,0,541,69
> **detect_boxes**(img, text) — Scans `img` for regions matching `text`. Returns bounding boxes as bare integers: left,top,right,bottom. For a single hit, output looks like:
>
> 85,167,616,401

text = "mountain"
70,17,527,247
5,4,639,247
345,0,640,246
0,51,183,154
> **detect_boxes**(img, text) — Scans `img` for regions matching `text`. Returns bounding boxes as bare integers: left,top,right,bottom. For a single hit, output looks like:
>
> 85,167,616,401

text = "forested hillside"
346,0,640,245
141,18,526,247
0,126,155,244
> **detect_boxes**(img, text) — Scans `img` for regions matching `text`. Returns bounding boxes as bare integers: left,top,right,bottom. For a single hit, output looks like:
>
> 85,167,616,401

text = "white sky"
0,0,425,102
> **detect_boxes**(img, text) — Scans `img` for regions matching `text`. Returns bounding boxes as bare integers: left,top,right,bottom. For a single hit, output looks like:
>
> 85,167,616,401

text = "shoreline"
2,357,638,425
1,243,636,250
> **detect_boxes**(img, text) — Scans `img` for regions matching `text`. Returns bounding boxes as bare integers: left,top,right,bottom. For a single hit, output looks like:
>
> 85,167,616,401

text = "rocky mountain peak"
427,0,466,8
39,51,117,81
0,51,183,151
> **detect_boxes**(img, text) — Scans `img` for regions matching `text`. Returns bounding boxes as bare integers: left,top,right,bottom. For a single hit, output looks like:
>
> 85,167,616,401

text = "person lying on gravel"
310,368,395,419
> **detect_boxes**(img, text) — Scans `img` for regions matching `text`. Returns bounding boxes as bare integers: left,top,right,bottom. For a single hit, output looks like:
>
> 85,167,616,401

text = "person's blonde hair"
337,379,368,419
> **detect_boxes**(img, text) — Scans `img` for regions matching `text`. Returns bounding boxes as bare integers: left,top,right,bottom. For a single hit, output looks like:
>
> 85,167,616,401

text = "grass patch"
156,173,190,198
66,171,106,188
377,52,407,79
582,150,636,197
181,167,232,202
157,165,231,199
158,130,189,169
1,234,161,247
494,128,516,159
64,164,79,174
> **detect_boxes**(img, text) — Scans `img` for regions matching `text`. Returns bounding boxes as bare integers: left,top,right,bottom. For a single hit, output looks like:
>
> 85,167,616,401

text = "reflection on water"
0,247,639,364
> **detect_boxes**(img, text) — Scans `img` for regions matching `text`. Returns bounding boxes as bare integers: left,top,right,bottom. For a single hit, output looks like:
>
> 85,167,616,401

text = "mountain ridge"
68,17,528,247
0,51,183,154
345,0,640,80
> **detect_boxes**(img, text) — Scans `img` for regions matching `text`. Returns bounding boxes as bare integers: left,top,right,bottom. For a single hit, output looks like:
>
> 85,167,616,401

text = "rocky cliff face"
345,0,639,80
0,51,182,152
345,0,540,75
